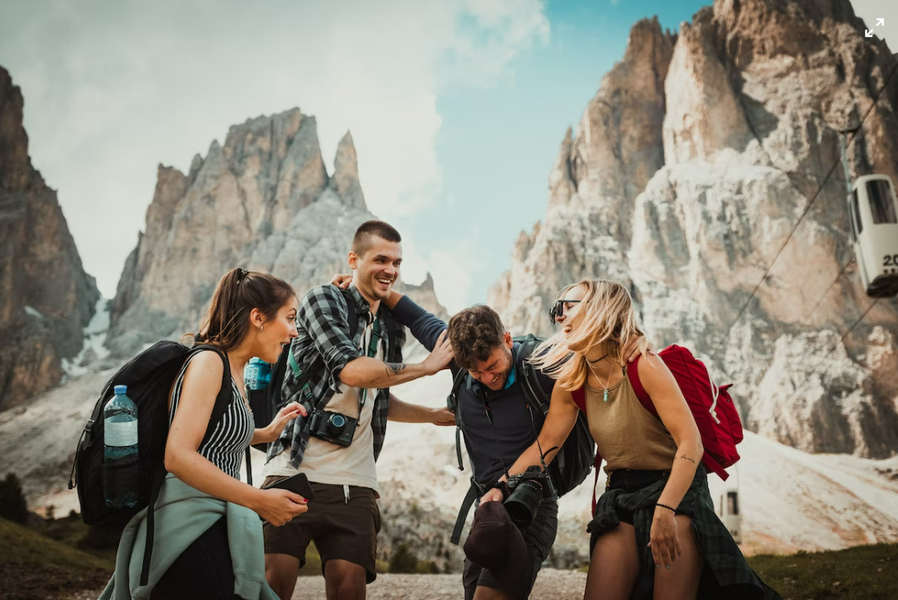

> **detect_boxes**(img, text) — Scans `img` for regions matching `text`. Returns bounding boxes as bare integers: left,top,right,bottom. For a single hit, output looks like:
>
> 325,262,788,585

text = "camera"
308,409,358,447
503,465,557,528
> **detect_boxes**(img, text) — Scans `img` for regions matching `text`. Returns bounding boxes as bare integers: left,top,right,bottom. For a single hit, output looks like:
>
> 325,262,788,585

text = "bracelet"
656,502,677,513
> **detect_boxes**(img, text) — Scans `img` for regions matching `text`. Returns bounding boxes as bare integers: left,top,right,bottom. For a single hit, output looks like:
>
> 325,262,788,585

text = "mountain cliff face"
490,1,898,458
0,66,100,411
107,111,444,353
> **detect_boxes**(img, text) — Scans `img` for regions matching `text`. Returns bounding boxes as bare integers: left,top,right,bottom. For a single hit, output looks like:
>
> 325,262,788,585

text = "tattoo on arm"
386,363,407,379
678,454,696,465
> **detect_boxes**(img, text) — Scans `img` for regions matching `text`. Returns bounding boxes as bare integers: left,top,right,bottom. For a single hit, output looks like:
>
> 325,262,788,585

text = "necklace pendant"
603,389,609,403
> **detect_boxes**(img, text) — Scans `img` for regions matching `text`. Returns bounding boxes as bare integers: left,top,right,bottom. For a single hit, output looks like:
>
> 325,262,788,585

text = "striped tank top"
169,351,255,480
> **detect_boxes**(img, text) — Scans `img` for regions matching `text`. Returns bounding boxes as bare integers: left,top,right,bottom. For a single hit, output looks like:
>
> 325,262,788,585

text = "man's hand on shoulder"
422,330,454,375
329,273,353,289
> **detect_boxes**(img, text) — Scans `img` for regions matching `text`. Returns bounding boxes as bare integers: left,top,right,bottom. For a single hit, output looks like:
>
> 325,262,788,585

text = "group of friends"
110,220,781,600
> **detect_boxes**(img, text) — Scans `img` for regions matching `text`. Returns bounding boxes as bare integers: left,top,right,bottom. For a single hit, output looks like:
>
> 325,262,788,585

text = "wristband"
656,502,677,513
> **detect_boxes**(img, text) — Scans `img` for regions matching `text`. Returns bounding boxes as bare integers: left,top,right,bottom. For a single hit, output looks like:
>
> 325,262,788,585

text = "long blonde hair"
531,279,648,390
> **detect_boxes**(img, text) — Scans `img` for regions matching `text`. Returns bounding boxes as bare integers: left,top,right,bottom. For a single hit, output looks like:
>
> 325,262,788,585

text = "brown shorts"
262,476,381,583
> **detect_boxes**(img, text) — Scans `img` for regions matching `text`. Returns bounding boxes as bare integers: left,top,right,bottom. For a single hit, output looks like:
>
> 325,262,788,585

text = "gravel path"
291,569,587,599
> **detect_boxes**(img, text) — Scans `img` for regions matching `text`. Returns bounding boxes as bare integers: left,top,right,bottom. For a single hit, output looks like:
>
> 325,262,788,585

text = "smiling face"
253,297,299,363
467,332,514,391
349,236,402,304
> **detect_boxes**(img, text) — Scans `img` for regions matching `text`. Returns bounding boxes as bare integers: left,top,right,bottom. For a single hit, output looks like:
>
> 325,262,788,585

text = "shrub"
388,543,419,574
0,472,28,524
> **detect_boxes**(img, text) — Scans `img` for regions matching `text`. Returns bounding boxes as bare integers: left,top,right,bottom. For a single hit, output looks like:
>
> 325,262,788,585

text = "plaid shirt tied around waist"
588,467,781,600
266,284,404,469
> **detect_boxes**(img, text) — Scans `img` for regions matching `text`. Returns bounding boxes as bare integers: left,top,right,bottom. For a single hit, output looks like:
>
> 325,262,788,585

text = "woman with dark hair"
501,280,780,600
102,268,309,600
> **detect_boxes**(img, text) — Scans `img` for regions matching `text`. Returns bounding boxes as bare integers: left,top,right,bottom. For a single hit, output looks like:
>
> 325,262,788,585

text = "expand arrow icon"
866,29,873,37
877,18,885,26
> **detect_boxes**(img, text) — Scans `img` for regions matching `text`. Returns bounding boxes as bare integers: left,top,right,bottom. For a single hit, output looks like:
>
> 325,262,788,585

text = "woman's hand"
253,488,308,526
648,506,681,569
329,273,353,289
259,402,306,443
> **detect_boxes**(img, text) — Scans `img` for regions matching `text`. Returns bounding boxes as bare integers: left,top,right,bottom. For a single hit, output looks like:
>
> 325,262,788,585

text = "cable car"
711,467,743,544
847,174,898,298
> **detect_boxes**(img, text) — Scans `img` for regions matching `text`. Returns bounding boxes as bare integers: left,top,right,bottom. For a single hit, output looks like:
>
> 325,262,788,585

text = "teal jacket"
98,474,278,600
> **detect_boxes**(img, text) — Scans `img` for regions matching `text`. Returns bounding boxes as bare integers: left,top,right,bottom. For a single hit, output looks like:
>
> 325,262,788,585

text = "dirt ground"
291,569,588,599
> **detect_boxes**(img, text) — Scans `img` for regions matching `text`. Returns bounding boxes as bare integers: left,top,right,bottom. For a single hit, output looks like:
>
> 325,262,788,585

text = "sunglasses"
549,299,581,324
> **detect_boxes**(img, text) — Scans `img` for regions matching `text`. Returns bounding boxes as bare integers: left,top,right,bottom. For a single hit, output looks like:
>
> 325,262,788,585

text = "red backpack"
572,345,743,510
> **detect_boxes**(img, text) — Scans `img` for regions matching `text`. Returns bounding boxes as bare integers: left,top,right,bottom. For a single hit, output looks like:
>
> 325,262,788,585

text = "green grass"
748,544,898,600
0,517,113,600
576,544,898,599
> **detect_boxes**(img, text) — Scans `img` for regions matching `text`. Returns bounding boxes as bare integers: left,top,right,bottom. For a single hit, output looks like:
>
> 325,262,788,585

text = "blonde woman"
501,280,779,600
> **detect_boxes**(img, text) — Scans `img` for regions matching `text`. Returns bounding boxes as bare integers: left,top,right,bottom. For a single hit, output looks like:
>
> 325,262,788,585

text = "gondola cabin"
848,175,898,298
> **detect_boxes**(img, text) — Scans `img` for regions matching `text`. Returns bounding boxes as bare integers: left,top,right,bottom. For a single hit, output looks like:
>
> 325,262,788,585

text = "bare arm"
165,352,307,525
386,393,455,426
639,352,703,568
640,353,703,510
509,385,581,476
339,330,454,388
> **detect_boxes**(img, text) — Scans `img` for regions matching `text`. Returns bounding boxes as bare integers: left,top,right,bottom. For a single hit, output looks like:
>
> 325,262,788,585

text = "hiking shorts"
462,499,558,600
262,477,381,583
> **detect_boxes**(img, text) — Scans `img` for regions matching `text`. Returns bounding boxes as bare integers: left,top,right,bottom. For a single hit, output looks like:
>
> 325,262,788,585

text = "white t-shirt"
263,318,382,494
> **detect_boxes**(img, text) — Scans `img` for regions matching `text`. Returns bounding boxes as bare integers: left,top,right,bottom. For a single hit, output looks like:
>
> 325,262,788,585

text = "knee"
330,571,366,600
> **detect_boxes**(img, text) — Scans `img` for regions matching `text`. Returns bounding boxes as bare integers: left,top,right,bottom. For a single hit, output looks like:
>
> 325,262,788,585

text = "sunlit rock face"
0,65,100,411
106,111,444,354
490,1,898,458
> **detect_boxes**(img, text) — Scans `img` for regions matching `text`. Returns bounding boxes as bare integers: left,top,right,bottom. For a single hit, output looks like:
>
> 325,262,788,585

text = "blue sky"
1,0,892,313
406,0,706,309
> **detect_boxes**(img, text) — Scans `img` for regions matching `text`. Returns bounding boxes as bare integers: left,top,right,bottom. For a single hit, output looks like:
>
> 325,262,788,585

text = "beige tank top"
585,369,678,475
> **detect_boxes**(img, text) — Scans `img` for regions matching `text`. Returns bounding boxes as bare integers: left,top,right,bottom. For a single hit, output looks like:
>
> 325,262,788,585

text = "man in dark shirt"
385,295,558,600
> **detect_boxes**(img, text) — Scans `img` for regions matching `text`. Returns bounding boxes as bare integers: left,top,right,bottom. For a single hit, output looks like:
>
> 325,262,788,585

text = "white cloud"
0,0,549,298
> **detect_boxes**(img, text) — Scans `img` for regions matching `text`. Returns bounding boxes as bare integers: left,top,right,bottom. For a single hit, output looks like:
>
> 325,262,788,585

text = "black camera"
308,409,358,447
504,465,557,528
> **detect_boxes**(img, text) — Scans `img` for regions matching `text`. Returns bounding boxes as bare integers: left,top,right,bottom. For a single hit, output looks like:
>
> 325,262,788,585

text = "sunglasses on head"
549,299,581,324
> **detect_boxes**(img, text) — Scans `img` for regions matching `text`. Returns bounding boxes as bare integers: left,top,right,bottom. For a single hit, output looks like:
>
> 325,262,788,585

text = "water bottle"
104,385,138,509
245,358,271,391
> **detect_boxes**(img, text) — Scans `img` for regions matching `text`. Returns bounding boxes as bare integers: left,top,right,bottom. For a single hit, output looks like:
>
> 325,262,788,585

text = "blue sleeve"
392,295,447,353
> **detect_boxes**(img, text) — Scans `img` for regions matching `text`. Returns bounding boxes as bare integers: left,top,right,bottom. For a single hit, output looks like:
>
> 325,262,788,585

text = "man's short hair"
351,220,401,257
447,305,506,370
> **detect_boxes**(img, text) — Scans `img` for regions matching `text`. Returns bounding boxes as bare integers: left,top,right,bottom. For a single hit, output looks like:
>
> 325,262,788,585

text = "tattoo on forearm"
386,363,407,378
678,454,696,465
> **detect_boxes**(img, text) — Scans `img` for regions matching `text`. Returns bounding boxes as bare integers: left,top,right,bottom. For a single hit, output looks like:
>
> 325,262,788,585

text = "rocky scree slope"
490,0,898,458
0,65,99,411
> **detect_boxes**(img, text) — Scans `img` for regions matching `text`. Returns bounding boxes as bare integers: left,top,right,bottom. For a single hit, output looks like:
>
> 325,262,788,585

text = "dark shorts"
462,500,558,600
262,477,381,583
605,469,669,528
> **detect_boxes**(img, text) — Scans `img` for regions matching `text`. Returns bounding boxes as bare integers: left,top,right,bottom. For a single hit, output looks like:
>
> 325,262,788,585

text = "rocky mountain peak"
0,67,39,192
491,0,898,458
106,108,441,354
330,131,366,211
0,65,100,411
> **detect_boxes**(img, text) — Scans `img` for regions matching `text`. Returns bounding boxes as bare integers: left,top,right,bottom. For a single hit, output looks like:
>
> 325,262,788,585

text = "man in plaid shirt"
262,220,454,600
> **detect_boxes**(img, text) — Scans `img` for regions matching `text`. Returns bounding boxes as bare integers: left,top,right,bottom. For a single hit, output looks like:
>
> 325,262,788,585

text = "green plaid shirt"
588,468,781,599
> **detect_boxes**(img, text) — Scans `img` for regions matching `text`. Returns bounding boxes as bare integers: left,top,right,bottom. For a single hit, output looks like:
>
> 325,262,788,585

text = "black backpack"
68,342,243,585
447,334,595,544
248,287,402,452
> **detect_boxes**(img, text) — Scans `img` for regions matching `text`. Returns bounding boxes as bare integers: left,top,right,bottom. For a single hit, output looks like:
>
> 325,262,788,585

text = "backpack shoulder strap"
447,368,469,472
624,354,657,417
189,344,233,425
515,338,550,415
338,287,360,339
